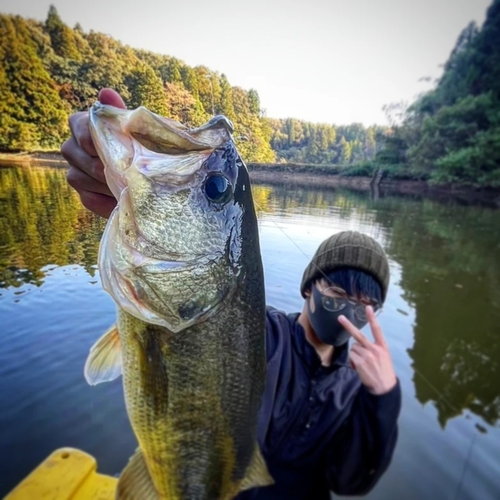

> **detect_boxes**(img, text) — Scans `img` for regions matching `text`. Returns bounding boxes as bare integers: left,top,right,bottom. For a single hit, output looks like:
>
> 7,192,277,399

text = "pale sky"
0,0,492,125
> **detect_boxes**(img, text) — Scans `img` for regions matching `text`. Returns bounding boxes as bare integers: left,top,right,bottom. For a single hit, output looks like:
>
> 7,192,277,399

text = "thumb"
98,88,126,109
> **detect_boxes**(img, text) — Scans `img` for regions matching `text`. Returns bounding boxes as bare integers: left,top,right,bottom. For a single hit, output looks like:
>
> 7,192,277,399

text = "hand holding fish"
61,88,121,218
338,306,397,395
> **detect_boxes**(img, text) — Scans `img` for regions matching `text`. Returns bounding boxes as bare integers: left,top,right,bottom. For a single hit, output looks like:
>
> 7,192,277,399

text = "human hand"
61,88,125,218
338,306,397,395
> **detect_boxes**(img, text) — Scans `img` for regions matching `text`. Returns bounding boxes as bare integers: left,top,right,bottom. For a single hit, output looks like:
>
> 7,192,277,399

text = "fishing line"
253,198,338,285
412,366,462,417
453,431,477,500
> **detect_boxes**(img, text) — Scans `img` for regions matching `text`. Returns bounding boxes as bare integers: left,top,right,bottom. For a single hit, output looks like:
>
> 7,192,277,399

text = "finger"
350,342,368,356
68,112,98,158
349,349,363,368
66,166,113,197
79,190,117,219
338,315,372,348
367,306,387,348
99,88,126,109
62,137,107,184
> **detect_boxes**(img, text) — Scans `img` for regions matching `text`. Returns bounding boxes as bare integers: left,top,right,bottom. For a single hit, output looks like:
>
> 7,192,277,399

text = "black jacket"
237,307,401,499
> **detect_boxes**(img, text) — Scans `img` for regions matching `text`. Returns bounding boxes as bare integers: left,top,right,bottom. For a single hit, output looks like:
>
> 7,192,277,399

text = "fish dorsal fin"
116,448,159,500
84,324,122,385
238,445,274,493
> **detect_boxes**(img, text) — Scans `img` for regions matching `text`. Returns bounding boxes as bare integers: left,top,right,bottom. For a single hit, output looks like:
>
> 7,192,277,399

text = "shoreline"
2,152,500,208
249,169,500,208
0,152,67,168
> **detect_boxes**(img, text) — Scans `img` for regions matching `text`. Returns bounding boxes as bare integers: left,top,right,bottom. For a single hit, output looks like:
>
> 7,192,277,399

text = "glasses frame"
317,285,382,323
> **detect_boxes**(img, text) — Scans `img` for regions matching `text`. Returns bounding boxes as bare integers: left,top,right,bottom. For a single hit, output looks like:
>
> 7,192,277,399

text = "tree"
165,58,183,84
163,82,207,126
125,63,168,115
247,89,260,115
230,86,275,162
337,136,352,164
44,5,81,60
364,128,377,160
218,74,236,121
0,14,68,151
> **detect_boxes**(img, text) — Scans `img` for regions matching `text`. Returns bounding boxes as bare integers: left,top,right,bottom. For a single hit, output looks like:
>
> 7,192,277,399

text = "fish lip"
90,101,125,116
91,101,104,112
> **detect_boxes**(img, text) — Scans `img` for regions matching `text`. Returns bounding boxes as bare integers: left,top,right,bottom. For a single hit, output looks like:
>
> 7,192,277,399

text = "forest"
376,0,500,187
0,6,388,166
1,1,500,186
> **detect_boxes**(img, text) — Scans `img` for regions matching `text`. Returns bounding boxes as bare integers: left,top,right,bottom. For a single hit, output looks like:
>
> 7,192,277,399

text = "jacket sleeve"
324,379,402,496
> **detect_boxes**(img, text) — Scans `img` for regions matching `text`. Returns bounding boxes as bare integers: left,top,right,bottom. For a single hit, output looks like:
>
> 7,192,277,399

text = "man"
62,88,401,499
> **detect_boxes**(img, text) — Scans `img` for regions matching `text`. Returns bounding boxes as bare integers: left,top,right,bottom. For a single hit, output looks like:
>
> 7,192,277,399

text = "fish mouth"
89,102,237,193
89,101,235,155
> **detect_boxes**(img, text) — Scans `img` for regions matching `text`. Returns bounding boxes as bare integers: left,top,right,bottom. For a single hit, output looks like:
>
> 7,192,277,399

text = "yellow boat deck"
5,448,117,500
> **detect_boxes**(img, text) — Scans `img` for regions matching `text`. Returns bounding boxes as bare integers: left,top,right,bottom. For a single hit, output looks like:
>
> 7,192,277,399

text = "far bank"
1,153,499,208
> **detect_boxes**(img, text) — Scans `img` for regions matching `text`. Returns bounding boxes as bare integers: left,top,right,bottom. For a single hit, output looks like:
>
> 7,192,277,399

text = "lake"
1,164,500,499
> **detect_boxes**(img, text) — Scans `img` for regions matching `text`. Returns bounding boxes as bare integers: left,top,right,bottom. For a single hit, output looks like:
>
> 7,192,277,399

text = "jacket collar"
287,313,350,374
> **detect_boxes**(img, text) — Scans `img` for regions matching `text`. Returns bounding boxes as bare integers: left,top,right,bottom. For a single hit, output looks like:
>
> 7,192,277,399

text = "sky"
0,0,493,125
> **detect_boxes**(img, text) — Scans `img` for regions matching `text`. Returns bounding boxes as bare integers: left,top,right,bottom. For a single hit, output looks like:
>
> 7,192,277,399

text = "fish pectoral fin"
84,324,122,386
116,448,158,500
238,445,274,492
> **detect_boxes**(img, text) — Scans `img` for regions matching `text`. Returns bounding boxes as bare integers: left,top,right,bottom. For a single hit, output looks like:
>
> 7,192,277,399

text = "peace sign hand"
338,306,397,395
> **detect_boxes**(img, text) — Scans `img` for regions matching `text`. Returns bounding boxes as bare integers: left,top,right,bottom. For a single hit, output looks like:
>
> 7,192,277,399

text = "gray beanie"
300,231,390,301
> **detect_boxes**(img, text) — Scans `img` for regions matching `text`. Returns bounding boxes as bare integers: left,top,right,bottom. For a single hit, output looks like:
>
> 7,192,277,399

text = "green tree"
193,66,218,115
231,87,274,162
165,58,183,84
125,63,168,115
0,14,68,151
337,136,352,164
376,0,500,186
44,5,80,60
247,89,260,115
218,74,236,121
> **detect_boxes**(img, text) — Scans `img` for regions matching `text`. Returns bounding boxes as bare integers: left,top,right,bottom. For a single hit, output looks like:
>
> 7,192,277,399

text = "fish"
84,102,272,499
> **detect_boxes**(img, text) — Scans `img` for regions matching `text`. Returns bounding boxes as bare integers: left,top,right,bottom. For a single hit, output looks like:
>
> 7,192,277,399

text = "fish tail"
116,448,159,500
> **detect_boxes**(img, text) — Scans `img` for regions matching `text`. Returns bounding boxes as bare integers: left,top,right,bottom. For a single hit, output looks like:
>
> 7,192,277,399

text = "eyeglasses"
317,285,381,323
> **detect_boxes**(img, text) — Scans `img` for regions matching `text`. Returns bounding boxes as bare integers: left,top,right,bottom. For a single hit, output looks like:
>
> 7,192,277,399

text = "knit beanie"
300,231,390,301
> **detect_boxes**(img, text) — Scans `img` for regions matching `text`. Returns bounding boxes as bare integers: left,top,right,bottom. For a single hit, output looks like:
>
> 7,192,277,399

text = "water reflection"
380,198,500,428
0,166,105,288
1,166,500,499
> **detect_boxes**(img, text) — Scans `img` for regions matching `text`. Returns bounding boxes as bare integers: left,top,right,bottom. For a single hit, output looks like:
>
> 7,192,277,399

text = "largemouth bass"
84,103,272,499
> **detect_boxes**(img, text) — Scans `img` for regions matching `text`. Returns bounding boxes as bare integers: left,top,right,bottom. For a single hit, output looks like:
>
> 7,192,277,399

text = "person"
61,88,401,500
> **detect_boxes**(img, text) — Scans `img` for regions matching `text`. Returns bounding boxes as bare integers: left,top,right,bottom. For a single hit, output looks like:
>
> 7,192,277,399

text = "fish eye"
204,174,232,204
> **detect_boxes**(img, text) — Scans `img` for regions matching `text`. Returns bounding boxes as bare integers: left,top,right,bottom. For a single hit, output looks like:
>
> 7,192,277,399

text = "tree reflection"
0,165,105,288
378,197,500,428
252,181,374,221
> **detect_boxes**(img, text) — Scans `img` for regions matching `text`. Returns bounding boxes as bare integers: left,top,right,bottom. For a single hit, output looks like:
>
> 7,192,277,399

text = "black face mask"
306,284,367,346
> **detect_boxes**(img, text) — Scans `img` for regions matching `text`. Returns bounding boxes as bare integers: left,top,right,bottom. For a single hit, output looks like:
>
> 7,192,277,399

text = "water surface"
1,165,500,499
